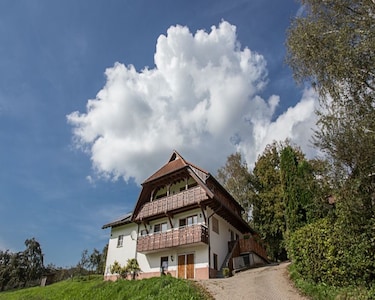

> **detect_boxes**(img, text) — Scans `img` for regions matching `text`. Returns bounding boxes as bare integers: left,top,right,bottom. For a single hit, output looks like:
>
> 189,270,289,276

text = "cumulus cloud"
67,20,318,184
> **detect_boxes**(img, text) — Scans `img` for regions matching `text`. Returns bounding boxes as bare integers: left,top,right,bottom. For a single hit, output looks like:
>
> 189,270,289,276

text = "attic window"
171,152,179,161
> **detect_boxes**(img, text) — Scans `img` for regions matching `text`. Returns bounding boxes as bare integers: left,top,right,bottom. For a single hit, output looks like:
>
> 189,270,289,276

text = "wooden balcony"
134,186,209,221
137,224,209,253
239,238,268,262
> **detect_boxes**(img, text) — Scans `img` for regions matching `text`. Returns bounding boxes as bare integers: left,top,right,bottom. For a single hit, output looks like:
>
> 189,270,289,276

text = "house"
102,151,268,280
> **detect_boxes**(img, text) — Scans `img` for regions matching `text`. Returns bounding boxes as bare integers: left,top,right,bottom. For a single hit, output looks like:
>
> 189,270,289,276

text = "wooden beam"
199,204,207,224
166,213,174,229
142,221,149,234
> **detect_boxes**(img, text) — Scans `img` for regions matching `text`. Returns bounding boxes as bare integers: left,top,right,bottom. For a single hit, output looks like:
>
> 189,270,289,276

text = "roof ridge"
168,150,187,164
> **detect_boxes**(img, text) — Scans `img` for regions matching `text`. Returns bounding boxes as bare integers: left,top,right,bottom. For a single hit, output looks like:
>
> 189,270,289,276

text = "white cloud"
67,20,318,184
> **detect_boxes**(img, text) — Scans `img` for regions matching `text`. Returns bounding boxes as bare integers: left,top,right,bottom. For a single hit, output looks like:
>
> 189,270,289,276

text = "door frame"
177,252,195,279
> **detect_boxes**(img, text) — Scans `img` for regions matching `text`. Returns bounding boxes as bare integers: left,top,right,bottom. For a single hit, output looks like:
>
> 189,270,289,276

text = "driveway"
200,262,308,300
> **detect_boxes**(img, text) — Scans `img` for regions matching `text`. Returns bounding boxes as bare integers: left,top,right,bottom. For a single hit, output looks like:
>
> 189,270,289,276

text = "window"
154,222,168,233
212,217,219,234
140,229,147,236
179,215,197,227
213,253,218,270
117,235,124,247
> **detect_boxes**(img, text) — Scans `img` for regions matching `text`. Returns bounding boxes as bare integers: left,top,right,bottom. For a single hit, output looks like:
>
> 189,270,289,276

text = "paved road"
200,262,308,300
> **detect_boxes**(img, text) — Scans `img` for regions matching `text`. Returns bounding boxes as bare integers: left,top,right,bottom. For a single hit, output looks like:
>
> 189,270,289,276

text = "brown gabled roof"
143,151,186,183
143,150,208,184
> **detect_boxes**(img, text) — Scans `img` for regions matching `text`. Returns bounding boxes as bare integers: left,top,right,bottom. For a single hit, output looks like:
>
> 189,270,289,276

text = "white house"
102,151,267,280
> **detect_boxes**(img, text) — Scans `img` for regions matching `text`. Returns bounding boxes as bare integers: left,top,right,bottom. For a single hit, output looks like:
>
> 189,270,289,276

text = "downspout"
135,223,140,260
207,203,223,277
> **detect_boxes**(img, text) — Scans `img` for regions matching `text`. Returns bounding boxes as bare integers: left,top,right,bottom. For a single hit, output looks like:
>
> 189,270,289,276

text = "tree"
77,249,90,276
0,238,46,291
286,0,375,101
0,250,12,291
217,152,254,221
98,244,108,274
286,0,375,287
89,248,101,274
252,142,286,261
124,258,141,280
286,0,375,218
280,146,304,233
286,0,375,242
251,141,330,260
23,238,44,285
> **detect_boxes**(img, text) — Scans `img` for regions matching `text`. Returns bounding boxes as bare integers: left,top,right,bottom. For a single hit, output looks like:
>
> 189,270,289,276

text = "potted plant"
222,267,231,278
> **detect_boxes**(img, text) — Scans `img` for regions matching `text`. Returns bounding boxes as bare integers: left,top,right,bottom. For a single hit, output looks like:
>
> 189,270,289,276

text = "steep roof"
143,151,188,183
142,150,208,184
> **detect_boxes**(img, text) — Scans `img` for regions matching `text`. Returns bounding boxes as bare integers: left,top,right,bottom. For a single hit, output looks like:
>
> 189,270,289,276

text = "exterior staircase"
217,240,240,278
216,237,269,278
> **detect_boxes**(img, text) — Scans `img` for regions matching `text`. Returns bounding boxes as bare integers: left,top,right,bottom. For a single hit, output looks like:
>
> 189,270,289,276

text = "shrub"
288,217,375,287
222,268,230,277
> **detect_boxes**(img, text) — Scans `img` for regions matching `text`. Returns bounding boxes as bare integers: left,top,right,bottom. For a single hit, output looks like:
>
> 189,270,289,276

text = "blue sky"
0,0,317,267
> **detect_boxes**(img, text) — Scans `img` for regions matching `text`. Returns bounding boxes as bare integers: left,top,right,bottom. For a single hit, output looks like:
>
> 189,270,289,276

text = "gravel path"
200,262,308,300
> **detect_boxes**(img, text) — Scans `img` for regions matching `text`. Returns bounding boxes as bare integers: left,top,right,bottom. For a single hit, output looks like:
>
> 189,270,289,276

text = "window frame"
179,214,198,227
213,253,218,270
212,217,219,234
117,234,124,247
154,222,168,233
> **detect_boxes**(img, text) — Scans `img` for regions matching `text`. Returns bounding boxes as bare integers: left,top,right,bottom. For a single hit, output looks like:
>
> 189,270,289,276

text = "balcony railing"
137,224,209,253
135,186,209,221
239,238,268,262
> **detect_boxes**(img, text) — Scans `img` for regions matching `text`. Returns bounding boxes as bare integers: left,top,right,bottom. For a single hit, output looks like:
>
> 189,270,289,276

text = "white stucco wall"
104,223,138,276
207,207,243,270
136,244,208,276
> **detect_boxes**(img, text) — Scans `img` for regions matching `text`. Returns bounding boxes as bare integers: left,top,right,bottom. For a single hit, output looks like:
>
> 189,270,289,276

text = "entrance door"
177,254,195,279
178,255,185,278
186,254,194,279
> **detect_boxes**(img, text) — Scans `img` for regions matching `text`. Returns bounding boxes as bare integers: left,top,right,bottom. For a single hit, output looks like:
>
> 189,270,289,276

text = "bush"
288,217,375,287
222,268,230,277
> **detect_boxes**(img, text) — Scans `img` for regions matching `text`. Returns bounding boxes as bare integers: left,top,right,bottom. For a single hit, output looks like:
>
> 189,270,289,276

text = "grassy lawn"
0,275,211,300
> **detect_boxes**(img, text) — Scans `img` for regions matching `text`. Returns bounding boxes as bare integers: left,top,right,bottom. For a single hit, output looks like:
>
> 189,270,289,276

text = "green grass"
288,263,375,300
0,275,212,300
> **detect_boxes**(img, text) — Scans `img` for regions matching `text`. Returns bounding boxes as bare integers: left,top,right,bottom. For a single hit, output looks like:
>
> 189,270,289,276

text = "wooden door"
178,255,185,278
177,254,195,279
186,254,194,279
